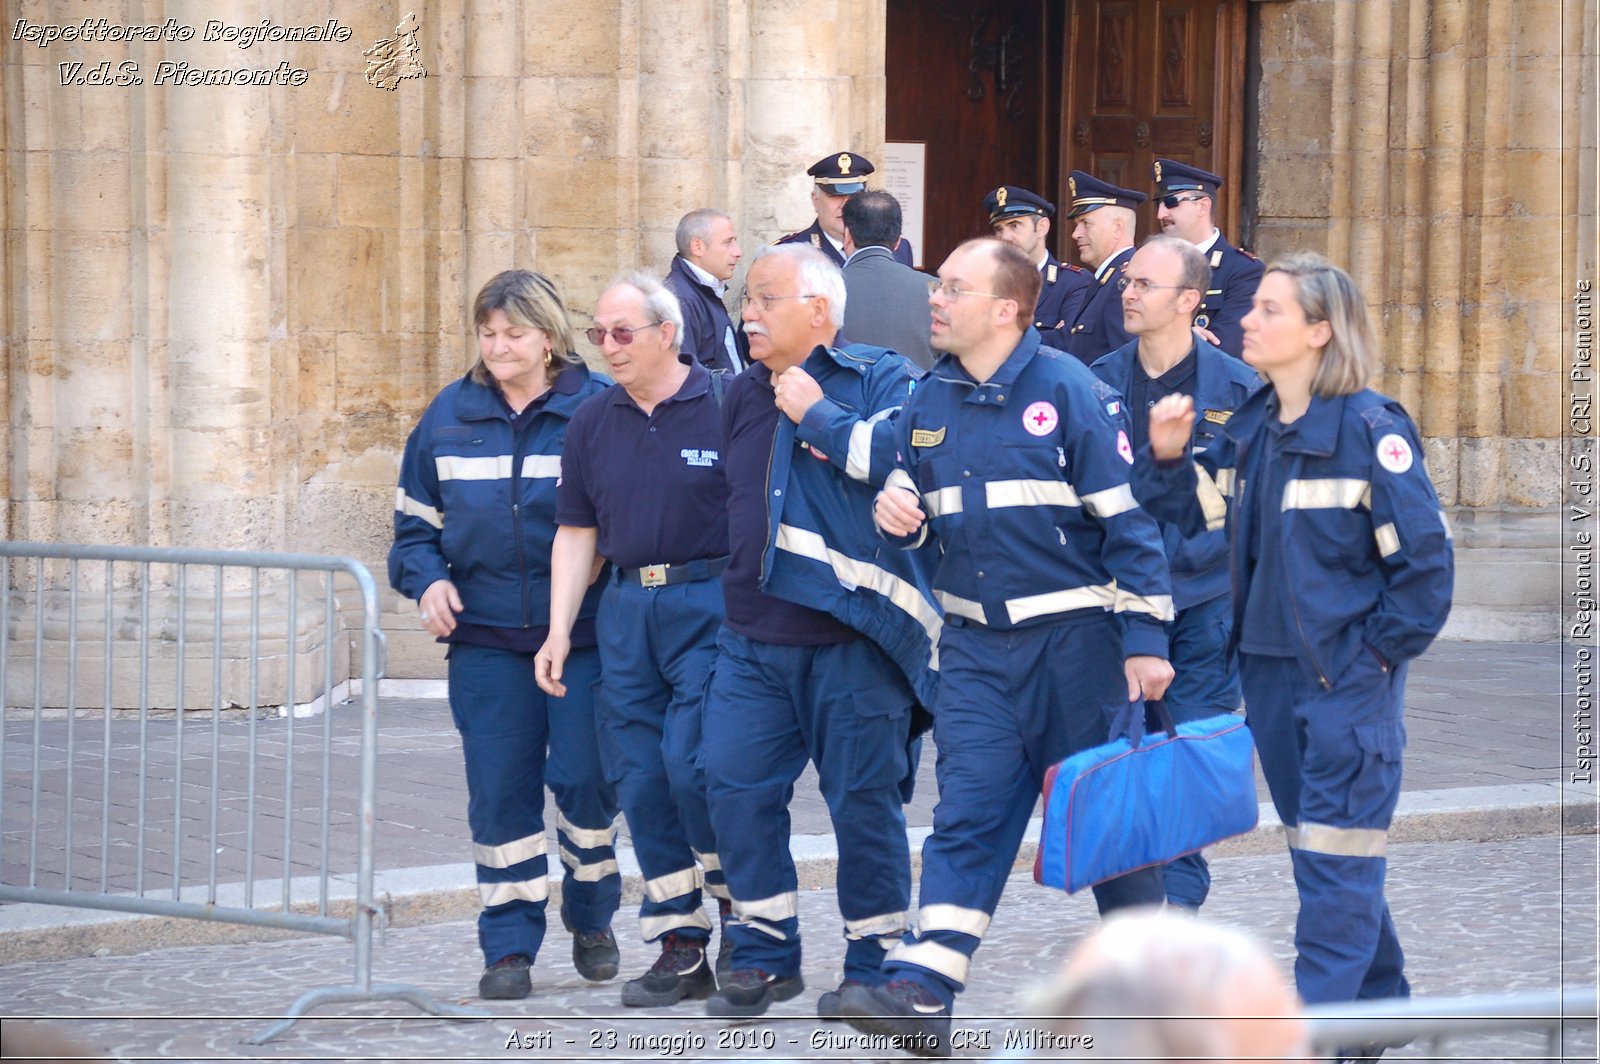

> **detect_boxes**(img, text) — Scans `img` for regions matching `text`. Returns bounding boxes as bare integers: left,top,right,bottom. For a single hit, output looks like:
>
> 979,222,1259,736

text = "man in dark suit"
1063,170,1147,366
984,185,1092,351
777,152,914,268
662,208,748,373
1152,159,1264,359
839,191,934,369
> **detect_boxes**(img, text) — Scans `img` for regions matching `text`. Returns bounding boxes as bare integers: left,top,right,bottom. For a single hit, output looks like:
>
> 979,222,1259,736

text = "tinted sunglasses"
1159,192,1207,210
585,322,662,345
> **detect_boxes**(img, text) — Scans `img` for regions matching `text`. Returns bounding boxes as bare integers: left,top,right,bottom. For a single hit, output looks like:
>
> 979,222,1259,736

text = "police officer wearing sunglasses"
1152,159,1264,359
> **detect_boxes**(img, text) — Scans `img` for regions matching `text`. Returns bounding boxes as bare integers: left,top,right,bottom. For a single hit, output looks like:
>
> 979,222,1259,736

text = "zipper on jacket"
1278,475,1330,688
758,415,781,584
511,415,533,629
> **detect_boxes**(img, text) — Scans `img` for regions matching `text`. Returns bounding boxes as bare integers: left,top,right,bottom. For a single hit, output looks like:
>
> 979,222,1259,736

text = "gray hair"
605,271,686,352
675,208,730,258
1141,233,1213,301
752,243,846,329
1267,251,1379,397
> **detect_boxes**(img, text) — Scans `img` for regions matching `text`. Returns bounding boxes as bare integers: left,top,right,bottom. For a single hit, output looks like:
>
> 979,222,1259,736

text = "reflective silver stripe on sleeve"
844,911,910,941
916,903,991,938
1004,583,1117,626
984,479,1080,509
520,453,563,479
559,846,620,882
640,911,713,940
1195,465,1228,531
1286,821,1388,857
1281,477,1372,511
557,813,617,851
643,865,703,903
885,468,918,495
395,487,443,529
923,486,964,518
886,940,971,984
473,832,546,870
935,590,987,624
1080,483,1137,518
480,876,548,907
845,409,895,482
1440,510,1454,540
435,454,515,481
775,524,944,651
1374,522,1401,558
1215,466,1237,498
1114,588,1176,622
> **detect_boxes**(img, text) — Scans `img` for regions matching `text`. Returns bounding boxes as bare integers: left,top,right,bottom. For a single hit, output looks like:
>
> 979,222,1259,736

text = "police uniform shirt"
1063,246,1135,366
1034,252,1092,351
1238,407,1300,657
1193,229,1264,358
719,364,861,645
777,219,915,268
556,357,730,569
1127,349,1197,452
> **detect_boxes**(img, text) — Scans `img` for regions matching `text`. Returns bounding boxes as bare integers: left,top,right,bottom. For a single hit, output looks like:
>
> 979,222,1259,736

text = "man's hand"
874,486,926,538
773,366,825,424
418,579,463,637
1192,323,1221,347
1125,654,1175,703
1147,394,1196,462
535,632,572,698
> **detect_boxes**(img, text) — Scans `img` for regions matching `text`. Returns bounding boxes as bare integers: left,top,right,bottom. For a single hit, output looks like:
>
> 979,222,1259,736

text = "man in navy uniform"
537,273,730,1009
984,184,1092,351
843,238,1174,1056
778,151,914,268
1063,171,1146,366
1090,234,1261,911
1152,159,1264,358
663,208,748,373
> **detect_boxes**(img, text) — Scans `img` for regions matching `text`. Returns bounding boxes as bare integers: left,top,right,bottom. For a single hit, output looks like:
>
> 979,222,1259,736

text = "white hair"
606,271,685,351
753,243,846,329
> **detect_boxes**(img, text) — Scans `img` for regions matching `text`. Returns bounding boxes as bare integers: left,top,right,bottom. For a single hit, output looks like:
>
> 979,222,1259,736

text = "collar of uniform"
1226,383,1342,456
454,364,588,422
1095,247,1134,283
961,326,1041,402
679,255,727,297
821,228,846,257
607,354,710,409
1195,228,1222,255
843,244,893,267
1132,345,1198,390
806,341,878,376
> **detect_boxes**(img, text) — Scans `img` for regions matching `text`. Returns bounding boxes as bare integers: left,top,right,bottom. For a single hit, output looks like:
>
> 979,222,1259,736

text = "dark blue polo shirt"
720,365,859,645
1128,347,1197,451
556,358,730,569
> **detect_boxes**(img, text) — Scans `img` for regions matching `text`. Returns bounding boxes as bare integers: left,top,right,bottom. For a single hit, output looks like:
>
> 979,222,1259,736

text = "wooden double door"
887,0,1247,270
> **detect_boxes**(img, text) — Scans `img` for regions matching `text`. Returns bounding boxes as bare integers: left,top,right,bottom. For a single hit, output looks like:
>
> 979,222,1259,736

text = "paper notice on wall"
881,142,926,269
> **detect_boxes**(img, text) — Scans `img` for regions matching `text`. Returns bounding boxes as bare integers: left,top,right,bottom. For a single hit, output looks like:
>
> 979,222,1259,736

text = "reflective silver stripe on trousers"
395,488,443,529
640,910,713,940
643,865,703,903
844,910,910,940
520,454,562,479
480,876,548,907
736,890,799,922
1374,521,1401,558
692,848,721,873
775,523,944,653
557,813,617,850
473,831,546,870
435,454,515,481
916,903,991,938
1281,477,1371,511
1195,465,1228,531
1004,582,1116,626
887,939,971,984
1286,821,1388,857
559,846,621,882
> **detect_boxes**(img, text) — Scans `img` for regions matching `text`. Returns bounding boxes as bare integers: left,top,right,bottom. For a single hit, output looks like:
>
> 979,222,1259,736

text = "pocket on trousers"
845,685,912,790
1346,716,1406,825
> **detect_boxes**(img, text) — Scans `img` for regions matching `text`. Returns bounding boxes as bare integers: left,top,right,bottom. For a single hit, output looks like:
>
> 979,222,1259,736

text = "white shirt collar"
683,257,727,298
823,230,846,257
1095,247,1133,282
1195,228,1222,254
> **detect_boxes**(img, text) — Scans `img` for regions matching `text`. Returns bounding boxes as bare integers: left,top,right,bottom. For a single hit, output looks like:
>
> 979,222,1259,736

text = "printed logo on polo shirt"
680,447,720,468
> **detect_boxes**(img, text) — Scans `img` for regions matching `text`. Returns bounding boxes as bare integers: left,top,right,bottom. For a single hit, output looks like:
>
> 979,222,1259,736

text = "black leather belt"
616,555,730,588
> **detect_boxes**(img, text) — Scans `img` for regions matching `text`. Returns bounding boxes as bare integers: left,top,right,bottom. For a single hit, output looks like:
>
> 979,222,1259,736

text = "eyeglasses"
584,322,662,345
739,292,817,312
1158,193,1207,210
1117,276,1194,296
928,280,1008,302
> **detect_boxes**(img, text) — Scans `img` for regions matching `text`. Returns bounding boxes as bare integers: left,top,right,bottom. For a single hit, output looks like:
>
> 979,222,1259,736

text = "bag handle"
1108,697,1180,747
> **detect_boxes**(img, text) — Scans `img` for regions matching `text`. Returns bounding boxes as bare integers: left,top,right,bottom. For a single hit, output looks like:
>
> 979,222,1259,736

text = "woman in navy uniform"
1135,253,1453,1039
389,270,622,1001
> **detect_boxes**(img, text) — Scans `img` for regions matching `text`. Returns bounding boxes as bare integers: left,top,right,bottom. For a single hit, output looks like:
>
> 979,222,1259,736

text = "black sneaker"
620,933,716,1007
478,953,532,1000
816,978,869,1022
715,898,733,980
572,927,619,982
706,968,806,1018
838,979,952,1058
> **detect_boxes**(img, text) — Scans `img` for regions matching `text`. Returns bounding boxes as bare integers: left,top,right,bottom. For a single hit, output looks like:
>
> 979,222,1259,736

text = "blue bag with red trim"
1033,700,1259,894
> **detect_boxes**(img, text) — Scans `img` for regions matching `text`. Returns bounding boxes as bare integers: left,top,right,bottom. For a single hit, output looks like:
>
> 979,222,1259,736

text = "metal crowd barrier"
1305,987,1598,1059
0,541,483,1043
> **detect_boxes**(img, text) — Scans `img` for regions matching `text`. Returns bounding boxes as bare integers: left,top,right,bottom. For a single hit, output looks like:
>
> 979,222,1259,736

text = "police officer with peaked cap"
1063,171,1147,366
778,152,915,268
1152,159,1264,359
984,185,1092,352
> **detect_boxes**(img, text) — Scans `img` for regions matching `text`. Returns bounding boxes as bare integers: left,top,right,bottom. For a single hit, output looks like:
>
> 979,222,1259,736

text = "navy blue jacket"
1195,233,1265,359
1063,247,1135,366
663,254,747,374
1033,252,1093,352
885,328,1173,661
1091,338,1261,611
388,365,610,630
750,344,941,710
1131,385,1454,688
778,219,915,268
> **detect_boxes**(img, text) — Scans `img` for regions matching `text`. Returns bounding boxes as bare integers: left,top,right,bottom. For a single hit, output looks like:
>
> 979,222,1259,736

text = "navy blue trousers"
703,630,914,983
447,643,621,966
1242,650,1410,1005
595,575,724,943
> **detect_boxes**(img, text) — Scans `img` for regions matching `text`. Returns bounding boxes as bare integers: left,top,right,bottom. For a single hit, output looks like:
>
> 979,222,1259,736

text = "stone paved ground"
2,834,1595,1063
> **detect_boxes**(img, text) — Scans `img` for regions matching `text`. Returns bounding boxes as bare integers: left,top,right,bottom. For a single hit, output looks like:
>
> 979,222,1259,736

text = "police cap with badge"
1064,171,1148,216
1152,158,1222,205
983,185,1055,224
808,151,874,196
